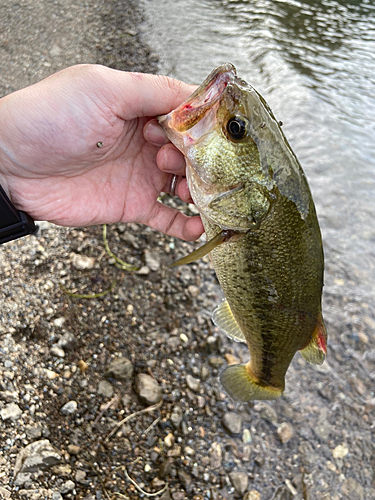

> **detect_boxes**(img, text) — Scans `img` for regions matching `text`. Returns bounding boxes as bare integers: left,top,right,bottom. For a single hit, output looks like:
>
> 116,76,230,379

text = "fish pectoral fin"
212,300,246,343
220,363,283,402
299,313,327,365
170,229,238,267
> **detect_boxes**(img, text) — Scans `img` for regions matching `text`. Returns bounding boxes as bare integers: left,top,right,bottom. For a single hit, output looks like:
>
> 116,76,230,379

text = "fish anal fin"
212,300,246,343
171,229,238,267
300,314,327,365
220,363,283,402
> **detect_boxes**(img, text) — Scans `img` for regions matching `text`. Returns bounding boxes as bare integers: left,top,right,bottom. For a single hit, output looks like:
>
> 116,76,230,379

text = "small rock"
144,250,160,271
60,401,78,415
57,332,78,351
75,470,86,483
243,491,261,500
229,471,249,495
242,429,252,443
106,357,134,380
208,356,224,368
210,442,222,469
151,477,166,489
50,345,65,358
0,487,11,499
172,493,185,500
242,444,251,462
164,433,175,447
178,469,193,493
254,402,278,425
134,373,162,405
187,285,200,298
277,422,293,444
49,44,62,57
97,380,114,398
222,412,242,435
59,480,75,494
67,444,80,455
1,402,22,420
14,440,61,480
341,478,364,500
137,265,150,275
53,317,66,328
186,374,201,392
26,424,43,440
51,493,63,500
71,254,95,270
332,444,349,459
170,405,183,428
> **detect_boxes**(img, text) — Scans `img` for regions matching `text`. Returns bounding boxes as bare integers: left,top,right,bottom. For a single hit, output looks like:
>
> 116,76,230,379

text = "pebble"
60,401,78,415
67,444,80,455
0,487,11,499
51,493,63,500
105,356,134,379
229,471,249,495
341,478,364,500
59,480,75,494
97,380,114,398
222,412,243,435
13,440,61,484
75,470,86,483
209,442,222,469
170,405,183,428
186,374,201,392
164,433,175,447
57,332,78,351
277,422,293,443
208,356,224,368
0,402,22,420
243,491,261,500
242,429,252,443
187,285,200,297
137,265,150,275
332,444,349,459
144,250,161,271
26,424,43,440
50,345,65,358
134,373,162,405
178,469,193,493
53,317,66,328
254,402,278,425
71,253,95,270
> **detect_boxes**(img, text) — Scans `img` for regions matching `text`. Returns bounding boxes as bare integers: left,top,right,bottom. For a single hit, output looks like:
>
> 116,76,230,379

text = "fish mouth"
158,63,237,149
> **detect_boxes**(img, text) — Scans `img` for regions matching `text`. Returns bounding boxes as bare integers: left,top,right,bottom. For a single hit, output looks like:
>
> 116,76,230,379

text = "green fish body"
159,64,327,401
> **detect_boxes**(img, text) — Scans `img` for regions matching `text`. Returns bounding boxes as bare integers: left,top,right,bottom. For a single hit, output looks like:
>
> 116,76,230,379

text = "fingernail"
144,121,168,145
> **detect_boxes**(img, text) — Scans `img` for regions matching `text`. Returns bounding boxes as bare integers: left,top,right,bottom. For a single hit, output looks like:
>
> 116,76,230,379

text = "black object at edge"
0,184,36,244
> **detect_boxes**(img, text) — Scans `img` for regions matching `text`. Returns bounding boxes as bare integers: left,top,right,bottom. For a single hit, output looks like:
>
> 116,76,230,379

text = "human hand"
0,64,203,241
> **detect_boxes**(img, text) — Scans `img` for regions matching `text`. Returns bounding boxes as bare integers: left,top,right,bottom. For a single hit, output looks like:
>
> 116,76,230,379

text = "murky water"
143,0,375,332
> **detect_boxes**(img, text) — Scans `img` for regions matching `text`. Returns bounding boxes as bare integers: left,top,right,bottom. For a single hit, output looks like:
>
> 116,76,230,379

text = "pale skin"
0,64,203,241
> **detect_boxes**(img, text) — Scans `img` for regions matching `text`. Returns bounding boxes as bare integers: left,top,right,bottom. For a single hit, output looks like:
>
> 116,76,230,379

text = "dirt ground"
0,1,374,500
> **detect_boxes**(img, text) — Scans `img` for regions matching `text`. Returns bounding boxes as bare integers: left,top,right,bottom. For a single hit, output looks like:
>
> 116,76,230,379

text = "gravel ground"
0,1,374,500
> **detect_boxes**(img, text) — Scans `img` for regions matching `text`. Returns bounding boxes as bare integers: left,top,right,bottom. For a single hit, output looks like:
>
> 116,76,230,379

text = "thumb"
102,66,196,119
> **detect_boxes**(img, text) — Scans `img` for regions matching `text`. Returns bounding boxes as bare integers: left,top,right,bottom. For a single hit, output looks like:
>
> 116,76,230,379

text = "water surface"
143,0,375,330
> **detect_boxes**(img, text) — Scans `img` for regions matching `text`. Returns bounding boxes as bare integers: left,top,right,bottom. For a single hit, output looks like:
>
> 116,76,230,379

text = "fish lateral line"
170,229,244,267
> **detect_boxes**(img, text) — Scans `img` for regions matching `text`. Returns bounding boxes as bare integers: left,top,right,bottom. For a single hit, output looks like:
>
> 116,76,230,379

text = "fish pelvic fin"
220,363,283,402
300,313,327,365
170,229,238,267
212,300,246,343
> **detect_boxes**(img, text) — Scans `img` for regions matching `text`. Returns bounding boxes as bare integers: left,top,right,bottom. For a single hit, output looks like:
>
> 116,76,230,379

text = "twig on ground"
103,224,139,271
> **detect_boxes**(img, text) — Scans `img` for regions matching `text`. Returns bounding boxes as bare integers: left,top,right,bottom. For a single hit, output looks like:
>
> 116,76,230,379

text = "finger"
162,175,193,204
157,143,186,176
143,120,169,147
146,202,204,241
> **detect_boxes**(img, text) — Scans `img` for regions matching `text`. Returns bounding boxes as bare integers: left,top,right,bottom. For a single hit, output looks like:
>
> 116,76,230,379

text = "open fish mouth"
158,63,237,149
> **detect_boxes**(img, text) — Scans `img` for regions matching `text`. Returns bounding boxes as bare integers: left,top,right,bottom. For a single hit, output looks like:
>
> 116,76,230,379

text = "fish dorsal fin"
300,313,327,365
212,300,246,343
171,229,237,267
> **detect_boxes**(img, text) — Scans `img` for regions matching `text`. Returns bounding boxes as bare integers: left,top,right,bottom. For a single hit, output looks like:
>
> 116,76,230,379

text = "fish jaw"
157,63,236,153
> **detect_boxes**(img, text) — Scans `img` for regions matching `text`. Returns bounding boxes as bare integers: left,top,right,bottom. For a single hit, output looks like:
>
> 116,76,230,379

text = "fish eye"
226,116,247,140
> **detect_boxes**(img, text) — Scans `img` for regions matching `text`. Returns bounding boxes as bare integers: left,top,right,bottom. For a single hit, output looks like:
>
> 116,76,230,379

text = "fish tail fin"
300,313,327,365
220,363,283,402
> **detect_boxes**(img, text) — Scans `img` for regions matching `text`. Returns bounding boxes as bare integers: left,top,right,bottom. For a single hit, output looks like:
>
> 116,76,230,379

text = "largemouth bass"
158,64,327,402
